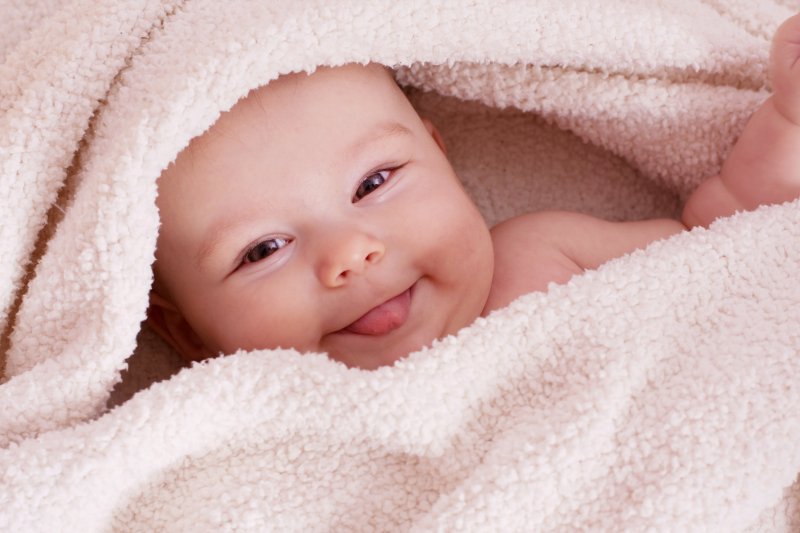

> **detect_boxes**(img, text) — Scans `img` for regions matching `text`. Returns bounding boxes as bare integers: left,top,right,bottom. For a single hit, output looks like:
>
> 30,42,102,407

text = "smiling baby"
148,14,800,370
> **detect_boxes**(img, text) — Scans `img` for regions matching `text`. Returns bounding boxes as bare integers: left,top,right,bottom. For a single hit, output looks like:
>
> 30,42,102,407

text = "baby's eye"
353,169,391,202
241,237,291,265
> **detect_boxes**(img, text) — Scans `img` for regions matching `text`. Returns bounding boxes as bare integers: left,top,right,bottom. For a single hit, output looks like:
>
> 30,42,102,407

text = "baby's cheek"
200,280,319,354
419,201,491,281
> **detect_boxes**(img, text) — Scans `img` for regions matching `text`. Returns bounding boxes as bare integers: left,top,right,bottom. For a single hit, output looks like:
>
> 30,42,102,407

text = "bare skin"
149,15,800,370
150,64,494,370
487,14,800,310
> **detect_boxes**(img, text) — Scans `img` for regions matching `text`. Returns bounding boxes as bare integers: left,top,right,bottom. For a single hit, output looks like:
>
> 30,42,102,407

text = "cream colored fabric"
2,0,799,531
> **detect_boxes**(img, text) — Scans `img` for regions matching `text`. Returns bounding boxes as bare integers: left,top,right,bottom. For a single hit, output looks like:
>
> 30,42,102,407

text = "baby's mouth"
341,286,413,336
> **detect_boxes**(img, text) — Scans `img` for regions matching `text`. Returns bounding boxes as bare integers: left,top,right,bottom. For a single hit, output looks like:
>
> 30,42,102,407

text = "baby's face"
152,63,493,369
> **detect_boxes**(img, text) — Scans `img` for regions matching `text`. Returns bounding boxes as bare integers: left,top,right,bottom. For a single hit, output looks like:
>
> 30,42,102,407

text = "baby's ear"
421,117,446,155
146,291,214,363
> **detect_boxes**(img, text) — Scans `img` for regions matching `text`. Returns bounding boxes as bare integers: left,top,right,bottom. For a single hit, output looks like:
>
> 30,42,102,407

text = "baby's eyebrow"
345,121,413,158
196,209,264,270
195,120,414,270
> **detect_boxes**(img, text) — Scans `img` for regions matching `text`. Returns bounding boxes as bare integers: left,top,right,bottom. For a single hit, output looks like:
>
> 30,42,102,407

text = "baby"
148,15,800,370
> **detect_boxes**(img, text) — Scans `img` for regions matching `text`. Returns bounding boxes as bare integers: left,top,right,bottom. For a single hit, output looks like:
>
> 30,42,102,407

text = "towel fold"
2,0,799,530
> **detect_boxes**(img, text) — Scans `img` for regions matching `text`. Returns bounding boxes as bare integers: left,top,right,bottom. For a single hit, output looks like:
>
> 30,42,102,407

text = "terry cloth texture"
2,0,800,531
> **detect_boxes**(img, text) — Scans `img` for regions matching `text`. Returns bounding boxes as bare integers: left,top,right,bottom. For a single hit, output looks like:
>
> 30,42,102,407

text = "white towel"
2,0,799,530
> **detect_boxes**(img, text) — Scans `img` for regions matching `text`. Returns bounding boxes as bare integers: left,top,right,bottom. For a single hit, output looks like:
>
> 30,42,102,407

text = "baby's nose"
316,232,385,288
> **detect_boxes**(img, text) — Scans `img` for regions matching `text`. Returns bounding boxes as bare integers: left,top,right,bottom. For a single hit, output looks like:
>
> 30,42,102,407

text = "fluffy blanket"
2,0,800,530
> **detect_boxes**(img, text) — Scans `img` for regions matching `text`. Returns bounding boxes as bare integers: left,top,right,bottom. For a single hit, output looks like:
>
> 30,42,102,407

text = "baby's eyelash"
352,167,399,202
239,237,292,266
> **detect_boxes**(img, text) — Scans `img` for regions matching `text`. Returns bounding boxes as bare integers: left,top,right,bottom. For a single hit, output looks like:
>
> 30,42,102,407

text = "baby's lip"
338,285,414,336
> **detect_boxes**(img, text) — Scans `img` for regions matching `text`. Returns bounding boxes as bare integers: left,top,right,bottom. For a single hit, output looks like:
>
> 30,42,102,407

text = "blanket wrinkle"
0,0,187,374
397,61,769,195
2,0,800,531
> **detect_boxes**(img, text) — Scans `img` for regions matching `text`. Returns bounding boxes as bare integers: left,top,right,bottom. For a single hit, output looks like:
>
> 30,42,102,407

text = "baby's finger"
770,13,800,124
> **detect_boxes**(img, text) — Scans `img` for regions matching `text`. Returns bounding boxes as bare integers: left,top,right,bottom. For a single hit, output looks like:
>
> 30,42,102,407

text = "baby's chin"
323,330,435,370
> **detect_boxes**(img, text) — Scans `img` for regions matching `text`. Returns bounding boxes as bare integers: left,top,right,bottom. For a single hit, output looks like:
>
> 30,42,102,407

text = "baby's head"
148,63,493,369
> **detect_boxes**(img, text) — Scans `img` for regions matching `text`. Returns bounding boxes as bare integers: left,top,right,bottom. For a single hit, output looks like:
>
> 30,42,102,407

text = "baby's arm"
486,212,684,311
683,13,800,227
556,14,800,269
487,15,800,311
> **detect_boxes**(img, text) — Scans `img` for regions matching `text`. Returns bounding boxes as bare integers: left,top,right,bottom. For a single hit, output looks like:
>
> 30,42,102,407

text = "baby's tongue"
344,289,411,335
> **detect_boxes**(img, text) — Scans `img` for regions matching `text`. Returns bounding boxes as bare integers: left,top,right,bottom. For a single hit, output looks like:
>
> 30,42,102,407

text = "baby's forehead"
176,64,402,155
160,64,411,194
189,63,397,142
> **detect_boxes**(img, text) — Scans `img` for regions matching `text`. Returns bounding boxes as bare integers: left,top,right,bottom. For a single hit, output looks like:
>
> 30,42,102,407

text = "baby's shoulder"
484,210,685,313
490,211,573,246
484,212,584,313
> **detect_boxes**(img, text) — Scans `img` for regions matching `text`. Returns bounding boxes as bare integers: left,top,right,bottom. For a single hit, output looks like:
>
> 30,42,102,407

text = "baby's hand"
682,13,800,228
771,13,800,125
